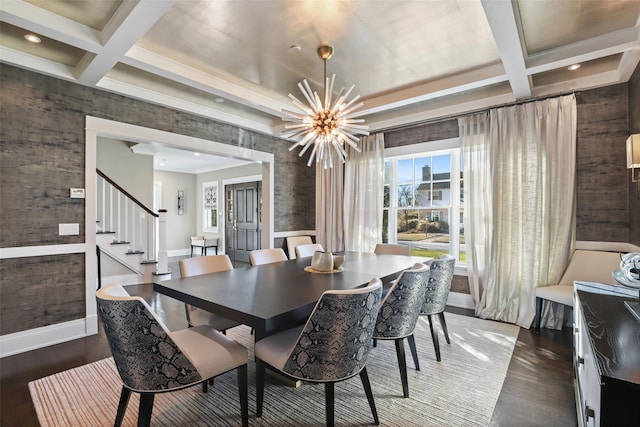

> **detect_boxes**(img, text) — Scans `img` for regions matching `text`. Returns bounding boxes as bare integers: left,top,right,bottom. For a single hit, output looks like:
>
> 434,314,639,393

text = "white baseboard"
0,317,97,358
168,248,190,257
447,291,475,309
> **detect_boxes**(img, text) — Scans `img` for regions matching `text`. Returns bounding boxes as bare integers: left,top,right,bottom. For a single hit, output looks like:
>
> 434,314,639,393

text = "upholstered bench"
190,236,218,257
534,248,622,332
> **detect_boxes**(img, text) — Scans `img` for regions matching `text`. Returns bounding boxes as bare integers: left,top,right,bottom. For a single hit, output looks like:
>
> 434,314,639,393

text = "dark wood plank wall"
1,63,638,335
0,64,315,335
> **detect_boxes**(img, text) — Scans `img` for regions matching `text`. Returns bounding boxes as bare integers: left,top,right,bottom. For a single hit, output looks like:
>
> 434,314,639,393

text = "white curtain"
315,149,344,252
459,112,491,306
343,134,385,253
459,94,577,327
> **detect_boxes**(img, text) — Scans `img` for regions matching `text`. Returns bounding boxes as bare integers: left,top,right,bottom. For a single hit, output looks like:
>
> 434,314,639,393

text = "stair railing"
96,169,159,264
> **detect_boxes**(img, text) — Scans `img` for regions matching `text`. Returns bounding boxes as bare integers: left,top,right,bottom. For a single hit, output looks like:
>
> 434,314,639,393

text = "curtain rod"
379,90,580,134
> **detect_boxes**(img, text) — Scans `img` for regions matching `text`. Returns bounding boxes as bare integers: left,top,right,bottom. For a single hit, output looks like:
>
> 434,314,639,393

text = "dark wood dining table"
153,251,427,341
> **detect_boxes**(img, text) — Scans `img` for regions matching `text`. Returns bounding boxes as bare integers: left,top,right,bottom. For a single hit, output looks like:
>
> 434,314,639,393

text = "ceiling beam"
481,0,532,99
75,0,175,85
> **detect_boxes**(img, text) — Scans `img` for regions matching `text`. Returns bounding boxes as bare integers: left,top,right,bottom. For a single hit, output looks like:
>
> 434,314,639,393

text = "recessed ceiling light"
193,152,200,156
24,33,41,43
568,64,581,71
290,44,301,52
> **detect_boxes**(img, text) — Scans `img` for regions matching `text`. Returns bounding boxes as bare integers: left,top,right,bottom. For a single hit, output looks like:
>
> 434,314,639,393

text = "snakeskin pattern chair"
419,254,456,361
96,284,249,427
295,243,324,258
372,263,430,398
249,248,288,265
254,278,383,427
374,243,412,256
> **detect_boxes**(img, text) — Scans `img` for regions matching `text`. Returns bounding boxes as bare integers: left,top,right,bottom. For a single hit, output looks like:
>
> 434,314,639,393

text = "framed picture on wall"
203,181,218,232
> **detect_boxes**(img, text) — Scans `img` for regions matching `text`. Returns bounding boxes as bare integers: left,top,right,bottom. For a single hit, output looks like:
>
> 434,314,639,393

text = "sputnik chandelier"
281,43,369,169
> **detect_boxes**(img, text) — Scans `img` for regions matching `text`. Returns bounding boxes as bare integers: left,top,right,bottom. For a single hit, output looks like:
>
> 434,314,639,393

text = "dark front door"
225,181,261,265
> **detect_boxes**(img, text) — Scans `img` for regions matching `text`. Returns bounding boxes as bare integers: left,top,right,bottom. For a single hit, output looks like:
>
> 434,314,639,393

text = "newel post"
154,209,170,276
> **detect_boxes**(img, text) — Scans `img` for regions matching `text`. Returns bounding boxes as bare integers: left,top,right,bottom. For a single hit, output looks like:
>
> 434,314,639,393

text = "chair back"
249,248,287,266
295,243,324,259
179,254,233,277
374,243,411,256
96,284,202,392
375,263,430,339
421,254,455,314
286,236,313,259
282,278,382,382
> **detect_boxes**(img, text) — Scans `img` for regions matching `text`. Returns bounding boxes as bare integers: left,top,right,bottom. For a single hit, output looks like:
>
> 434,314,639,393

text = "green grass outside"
410,247,467,263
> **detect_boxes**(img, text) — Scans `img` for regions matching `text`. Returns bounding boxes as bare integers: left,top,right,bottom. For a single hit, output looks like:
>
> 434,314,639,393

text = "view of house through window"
383,146,465,264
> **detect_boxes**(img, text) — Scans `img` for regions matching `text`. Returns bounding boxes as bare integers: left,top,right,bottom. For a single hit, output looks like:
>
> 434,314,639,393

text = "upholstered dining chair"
96,284,248,427
374,243,412,256
418,254,455,362
254,278,383,427
179,255,240,330
249,248,288,266
295,243,324,258
373,263,430,398
286,235,313,259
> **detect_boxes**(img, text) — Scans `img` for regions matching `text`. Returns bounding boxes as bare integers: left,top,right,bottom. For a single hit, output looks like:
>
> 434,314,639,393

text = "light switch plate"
59,223,79,235
70,188,85,199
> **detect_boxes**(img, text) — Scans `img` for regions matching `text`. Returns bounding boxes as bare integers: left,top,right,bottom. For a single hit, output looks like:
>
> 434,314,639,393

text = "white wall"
195,163,263,239
154,170,197,252
96,137,154,207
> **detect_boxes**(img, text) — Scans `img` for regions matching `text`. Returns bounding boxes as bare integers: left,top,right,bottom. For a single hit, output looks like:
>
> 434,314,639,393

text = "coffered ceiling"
2,0,640,137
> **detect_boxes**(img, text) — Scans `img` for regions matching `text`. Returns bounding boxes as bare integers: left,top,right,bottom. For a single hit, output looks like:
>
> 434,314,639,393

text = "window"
203,181,219,232
383,140,465,264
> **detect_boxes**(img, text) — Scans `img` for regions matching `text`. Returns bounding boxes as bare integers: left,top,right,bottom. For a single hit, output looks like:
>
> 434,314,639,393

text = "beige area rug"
29,314,519,427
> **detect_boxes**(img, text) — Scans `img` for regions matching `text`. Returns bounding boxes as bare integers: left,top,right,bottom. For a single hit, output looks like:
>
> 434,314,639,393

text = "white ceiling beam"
75,0,175,85
122,46,293,117
0,46,76,81
481,0,532,99
526,26,640,74
98,77,276,136
0,0,101,52
358,63,508,115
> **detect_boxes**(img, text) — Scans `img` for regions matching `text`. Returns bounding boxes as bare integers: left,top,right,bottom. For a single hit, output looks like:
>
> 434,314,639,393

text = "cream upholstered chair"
418,254,455,362
534,249,622,332
373,263,430,398
96,284,248,427
178,255,240,333
189,235,218,256
249,248,288,266
374,243,411,256
255,278,383,426
286,235,313,259
295,243,324,258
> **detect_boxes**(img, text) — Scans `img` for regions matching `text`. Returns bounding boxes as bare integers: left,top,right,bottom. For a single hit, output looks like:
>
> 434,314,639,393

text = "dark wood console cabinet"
573,283,640,427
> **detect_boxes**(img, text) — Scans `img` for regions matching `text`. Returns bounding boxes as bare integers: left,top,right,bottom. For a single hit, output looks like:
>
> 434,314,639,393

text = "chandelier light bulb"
281,44,369,169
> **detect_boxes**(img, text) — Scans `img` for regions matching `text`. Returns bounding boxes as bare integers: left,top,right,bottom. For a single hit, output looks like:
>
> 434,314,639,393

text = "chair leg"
114,386,131,427
407,333,420,371
394,338,410,398
256,359,265,417
202,380,208,393
324,382,335,427
137,393,155,427
535,297,543,333
237,365,249,427
360,368,379,425
373,338,377,347
427,315,441,362
438,312,451,344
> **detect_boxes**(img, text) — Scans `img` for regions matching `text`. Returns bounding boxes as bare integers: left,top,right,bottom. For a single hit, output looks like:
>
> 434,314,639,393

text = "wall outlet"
59,223,79,236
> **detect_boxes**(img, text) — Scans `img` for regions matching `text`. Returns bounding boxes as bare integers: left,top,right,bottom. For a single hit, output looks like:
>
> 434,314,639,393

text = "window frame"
384,138,464,268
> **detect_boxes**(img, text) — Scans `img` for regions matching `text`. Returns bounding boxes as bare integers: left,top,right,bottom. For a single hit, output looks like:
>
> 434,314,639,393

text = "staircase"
96,169,169,286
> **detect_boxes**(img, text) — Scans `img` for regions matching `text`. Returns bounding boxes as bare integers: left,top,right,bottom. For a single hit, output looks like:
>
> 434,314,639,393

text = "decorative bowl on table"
613,252,640,288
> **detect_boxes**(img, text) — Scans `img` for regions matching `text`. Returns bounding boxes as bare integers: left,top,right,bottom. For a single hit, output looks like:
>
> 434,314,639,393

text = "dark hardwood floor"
0,258,576,426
